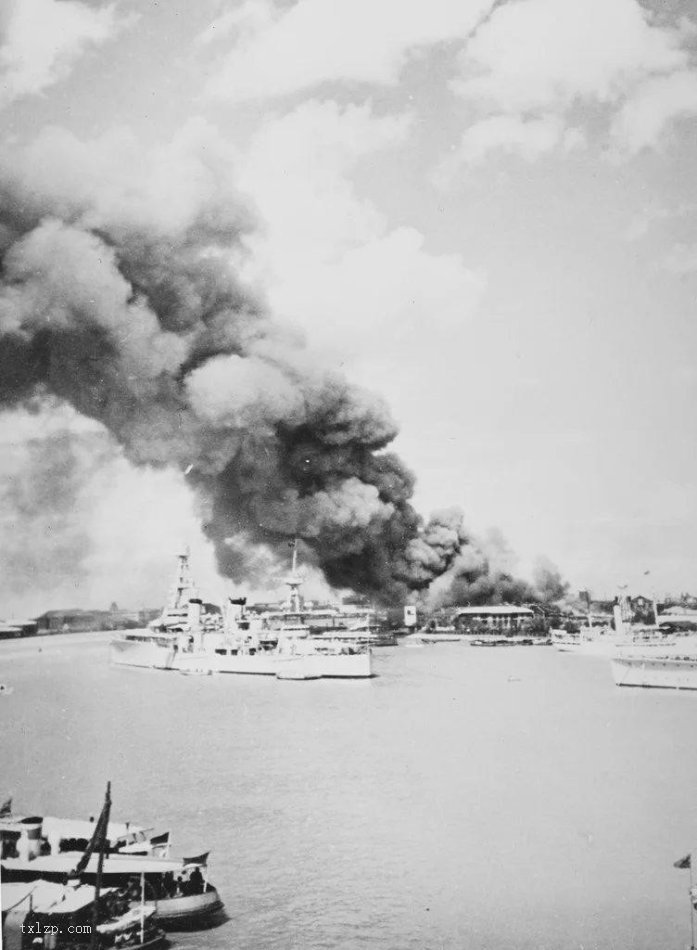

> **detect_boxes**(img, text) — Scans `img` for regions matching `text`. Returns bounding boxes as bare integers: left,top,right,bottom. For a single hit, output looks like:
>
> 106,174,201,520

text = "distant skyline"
1,0,697,615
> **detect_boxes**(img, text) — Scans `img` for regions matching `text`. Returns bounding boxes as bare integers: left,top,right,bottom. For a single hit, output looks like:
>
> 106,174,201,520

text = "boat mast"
140,871,146,946
90,781,111,950
673,850,696,949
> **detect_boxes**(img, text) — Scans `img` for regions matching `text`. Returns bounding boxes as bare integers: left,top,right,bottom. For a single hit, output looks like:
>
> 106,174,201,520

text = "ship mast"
284,539,302,615
170,547,197,609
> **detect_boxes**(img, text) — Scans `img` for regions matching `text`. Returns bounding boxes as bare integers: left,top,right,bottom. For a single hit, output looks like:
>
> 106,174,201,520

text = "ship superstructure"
148,549,199,632
111,544,373,679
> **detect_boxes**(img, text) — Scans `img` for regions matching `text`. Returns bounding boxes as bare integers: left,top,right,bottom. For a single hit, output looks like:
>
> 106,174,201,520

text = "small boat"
1,879,166,950
469,636,548,648
2,851,224,929
470,638,521,647
0,683,14,695
414,625,461,642
2,785,167,950
1,787,223,930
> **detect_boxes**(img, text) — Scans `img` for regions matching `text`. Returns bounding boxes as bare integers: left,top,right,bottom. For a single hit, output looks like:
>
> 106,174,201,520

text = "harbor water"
2,635,697,950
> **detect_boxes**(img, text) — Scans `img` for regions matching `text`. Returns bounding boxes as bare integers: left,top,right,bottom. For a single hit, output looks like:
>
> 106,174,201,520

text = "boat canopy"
41,816,148,841
1,880,115,914
0,816,147,841
3,852,187,875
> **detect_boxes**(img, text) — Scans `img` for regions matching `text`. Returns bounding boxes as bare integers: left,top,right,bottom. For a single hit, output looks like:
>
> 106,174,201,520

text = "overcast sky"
1,0,696,611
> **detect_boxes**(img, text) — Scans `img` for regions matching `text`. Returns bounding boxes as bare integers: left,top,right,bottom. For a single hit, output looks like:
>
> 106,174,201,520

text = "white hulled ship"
607,601,697,689
611,651,697,690
110,546,373,680
553,597,696,657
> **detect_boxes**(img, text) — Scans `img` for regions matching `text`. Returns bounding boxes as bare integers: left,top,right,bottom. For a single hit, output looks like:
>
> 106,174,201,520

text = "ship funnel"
187,598,203,651
18,817,44,860
613,603,625,638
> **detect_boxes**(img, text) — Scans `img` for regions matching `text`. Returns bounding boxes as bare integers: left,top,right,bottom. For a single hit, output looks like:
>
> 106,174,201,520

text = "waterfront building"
454,605,534,632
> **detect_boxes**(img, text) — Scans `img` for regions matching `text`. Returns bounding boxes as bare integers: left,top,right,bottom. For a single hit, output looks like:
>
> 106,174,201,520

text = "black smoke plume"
0,126,565,604
430,528,569,608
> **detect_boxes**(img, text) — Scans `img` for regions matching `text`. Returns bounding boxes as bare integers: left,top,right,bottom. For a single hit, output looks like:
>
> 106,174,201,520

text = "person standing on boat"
188,865,204,894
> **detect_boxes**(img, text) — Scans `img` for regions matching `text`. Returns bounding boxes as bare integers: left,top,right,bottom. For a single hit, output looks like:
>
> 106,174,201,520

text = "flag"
182,851,209,867
288,539,297,548
149,830,170,857
674,853,692,869
0,796,12,818
72,783,111,878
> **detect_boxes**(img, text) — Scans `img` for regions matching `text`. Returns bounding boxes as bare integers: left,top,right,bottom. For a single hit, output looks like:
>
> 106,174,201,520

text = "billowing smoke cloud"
0,123,565,605
430,528,568,608
0,399,116,607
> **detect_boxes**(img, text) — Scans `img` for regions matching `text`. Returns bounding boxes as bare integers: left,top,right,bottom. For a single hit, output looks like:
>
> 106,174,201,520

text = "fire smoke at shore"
0,124,564,605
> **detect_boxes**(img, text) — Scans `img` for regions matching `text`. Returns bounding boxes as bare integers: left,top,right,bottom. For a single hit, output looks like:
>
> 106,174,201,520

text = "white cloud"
445,0,696,165
0,0,129,106
202,0,494,100
0,117,245,237
269,226,484,369
240,99,411,269
610,70,697,157
238,99,484,423
454,0,687,113
442,114,570,171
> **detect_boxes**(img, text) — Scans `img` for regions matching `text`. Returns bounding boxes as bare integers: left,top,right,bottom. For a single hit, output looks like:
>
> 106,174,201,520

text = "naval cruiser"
110,547,373,680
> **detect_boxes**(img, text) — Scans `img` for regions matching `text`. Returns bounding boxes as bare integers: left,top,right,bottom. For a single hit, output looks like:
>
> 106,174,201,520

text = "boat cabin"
0,816,153,861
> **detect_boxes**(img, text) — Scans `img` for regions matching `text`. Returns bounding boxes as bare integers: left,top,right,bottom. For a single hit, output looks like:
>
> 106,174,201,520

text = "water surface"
2,635,696,950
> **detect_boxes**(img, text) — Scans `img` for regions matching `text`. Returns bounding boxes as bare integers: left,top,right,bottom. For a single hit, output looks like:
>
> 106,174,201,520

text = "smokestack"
187,598,203,650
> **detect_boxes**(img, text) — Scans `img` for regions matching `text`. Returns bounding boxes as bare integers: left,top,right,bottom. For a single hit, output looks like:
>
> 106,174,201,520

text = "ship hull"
142,889,224,929
555,635,697,656
110,637,175,669
305,651,372,679
215,650,373,679
111,637,373,679
611,655,697,690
